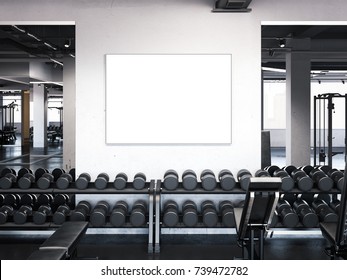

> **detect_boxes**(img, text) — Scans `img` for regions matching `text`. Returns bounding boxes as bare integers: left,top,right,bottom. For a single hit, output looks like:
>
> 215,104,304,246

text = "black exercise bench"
234,177,281,259
28,221,88,260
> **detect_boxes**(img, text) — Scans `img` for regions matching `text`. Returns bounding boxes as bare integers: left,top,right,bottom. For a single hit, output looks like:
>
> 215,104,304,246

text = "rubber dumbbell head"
110,201,128,227
0,168,16,178
37,194,53,206
237,169,252,191
201,200,218,227
90,201,110,227
200,169,217,191
163,170,179,190
309,169,333,191
330,200,340,214
34,168,49,182
75,173,91,189
293,199,318,228
255,169,270,177
33,205,52,225
130,200,147,227
312,199,338,223
219,200,234,227
69,168,76,182
56,173,73,189
163,200,179,227
300,165,314,175
264,165,280,176
21,193,37,206
4,194,20,207
52,168,65,182
273,169,294,191
53,204,70,225
113,173,128,190
0,205,13,224
37,173,54,189
70,201,91,221
53,194,69,206
133,173,146,190
0,172,16,189
14,205,32,224
182,200,198,227
291,169,313,191
17,168,32,180
182,170,197,190
218,169,236,191
94,173,109,190
283,165,297,176
328,169,344,191
18,173,35,189
276,199,299,228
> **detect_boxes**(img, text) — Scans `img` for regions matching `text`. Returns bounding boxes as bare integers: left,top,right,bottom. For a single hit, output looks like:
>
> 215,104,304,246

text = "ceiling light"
278,38,286,48
64,39,71,48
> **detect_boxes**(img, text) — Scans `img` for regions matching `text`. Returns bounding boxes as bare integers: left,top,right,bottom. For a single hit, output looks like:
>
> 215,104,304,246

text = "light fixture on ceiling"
64,39,71,48
213,0,253,12
278,38,286,48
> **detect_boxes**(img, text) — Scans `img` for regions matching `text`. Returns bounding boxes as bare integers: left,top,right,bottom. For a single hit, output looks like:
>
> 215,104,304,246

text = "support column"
63,56,76,170
286,53,311,166
33,84,48,148
21,90,30,146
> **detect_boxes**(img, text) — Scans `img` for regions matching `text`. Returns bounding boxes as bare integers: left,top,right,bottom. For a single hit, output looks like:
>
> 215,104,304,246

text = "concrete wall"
1,0,347,179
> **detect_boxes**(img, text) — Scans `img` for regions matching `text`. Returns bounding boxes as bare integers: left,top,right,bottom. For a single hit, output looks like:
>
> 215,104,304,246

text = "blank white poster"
105,54,232,144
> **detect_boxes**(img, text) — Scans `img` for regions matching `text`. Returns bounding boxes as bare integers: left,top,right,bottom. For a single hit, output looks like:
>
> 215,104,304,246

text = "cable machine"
0,102,17,145
313,93,347,168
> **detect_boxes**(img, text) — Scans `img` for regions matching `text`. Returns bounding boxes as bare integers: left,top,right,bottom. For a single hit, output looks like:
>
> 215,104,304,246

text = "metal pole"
314,96,317,166
328,95,333,169
345,94,347,164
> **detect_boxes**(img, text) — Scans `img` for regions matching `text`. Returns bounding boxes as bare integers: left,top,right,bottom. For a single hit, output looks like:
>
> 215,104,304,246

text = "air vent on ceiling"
213,0,253,12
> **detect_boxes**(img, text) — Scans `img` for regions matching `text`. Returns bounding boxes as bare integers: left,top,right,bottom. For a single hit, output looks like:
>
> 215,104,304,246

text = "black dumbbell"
273,169,295,191
4,194,20,208
202,200,218,227
309,169,333,191
290,169,313,191
218,170,236,191
18,173,35,189
21,193,37,207
56,173,73,189
327,169,344,190
329,200,340,214
53,205,70,225
0,172,17,189
94,173,109,190
110,201,128,227
37,173,54,189
130,200,147,227
293,199,319,228
163,170,179,190
52,168,65,182
311,199,338,223
70,201,91,221
300,165,315,175
13,205,32,224
255,169,270,177
0,205,13,224
163,200,179,227
0,168,16,177
75,173,91,189
219,200,235,227
182,200,198,227
317,165,331,175
33,205,52,225
37,194,53,206
34,168,49,182
276,199,299,228
283,165,297,176
90,201,110,227
68,168,76,182
200,169,217,191
182,170,197,190
53,194,70,206
264,165,280,176
237,169,252,190
17,168,32,180
113,173,128,190
0,194,4,206
133,173,146,190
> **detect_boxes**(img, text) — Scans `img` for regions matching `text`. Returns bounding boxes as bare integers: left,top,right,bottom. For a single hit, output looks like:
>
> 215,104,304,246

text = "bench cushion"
320,222,337,245
28,248,67,260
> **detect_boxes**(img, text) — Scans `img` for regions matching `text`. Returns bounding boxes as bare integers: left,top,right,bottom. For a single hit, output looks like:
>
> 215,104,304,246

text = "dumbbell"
200,169,217,191
18,173,35,189
56,173,73,189
327,169,344,190
53,205,70,225
219,201,235,227
201,200,218,227
21,193,37,207
255,169,270,177
33,205,52,225
110,201,128,227
13,205,33,224
70,201,91,221
53,194,70,206
133,173,146,190
37,173,54,189
290,169,313,191
94,173,109,190
37,194,53,206
317,165,331,175
4,194,21,208
309,169,333,191
329,200,340,214
0,168,16,177
264,165,280,176
273,169,294,191
163,200,179,227
182,170,197,190
75,173,91,189
68,168,76,182
52,168,65,182
218,170,236,191
300,165,314,175
34,168,49,182
113,173,128,190
275,199,299,228
130,200,147,227
0,172,17,189
237,169,252,191
283,165,297,176
163,170,179,190
90,201,110,227
311,199,338,223
0,205,13,224
293,199,319,228
17,168,32,180
182,200,198,227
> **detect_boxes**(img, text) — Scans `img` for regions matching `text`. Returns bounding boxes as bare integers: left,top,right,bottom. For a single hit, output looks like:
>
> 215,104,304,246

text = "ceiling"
0,24,75,94
262,25,347,81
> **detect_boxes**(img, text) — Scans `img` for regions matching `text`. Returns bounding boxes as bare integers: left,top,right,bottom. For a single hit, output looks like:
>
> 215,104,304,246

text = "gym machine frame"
313,93,347,169
0,102,17,146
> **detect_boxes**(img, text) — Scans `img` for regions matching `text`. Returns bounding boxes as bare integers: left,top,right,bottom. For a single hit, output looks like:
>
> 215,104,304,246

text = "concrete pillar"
286,53,311,166
21,90,30,146
63,56,76,170
33,84,48,147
